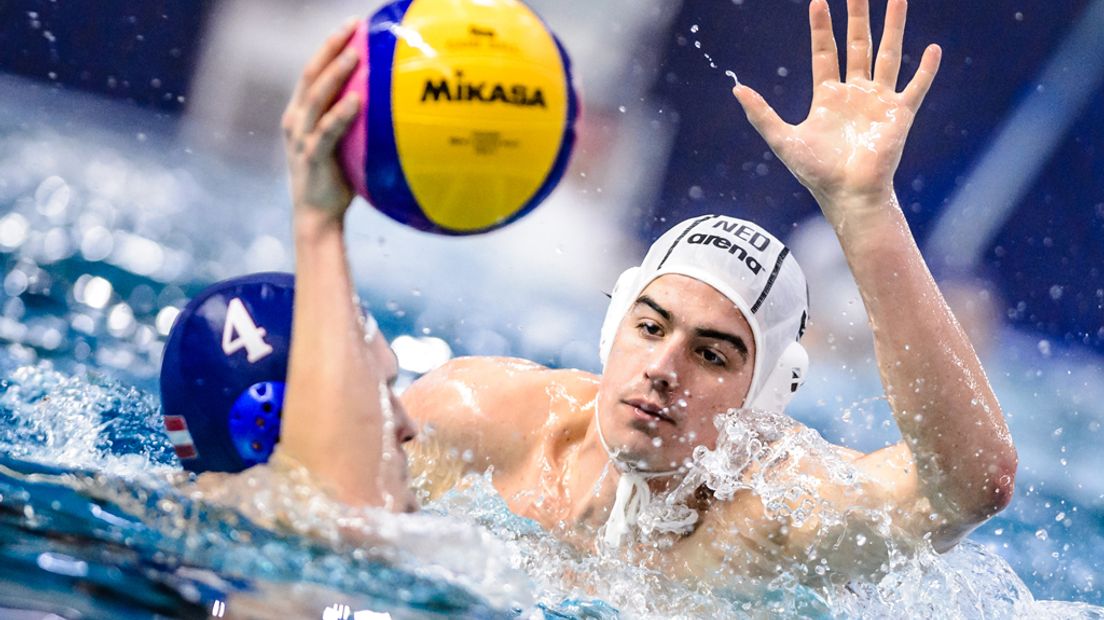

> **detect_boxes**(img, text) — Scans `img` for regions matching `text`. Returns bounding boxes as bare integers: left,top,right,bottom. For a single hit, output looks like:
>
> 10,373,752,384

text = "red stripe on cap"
164,415,187,432
174,444,197,459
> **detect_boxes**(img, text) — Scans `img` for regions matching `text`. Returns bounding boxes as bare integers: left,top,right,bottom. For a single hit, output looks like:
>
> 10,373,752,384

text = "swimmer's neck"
563,396,687,529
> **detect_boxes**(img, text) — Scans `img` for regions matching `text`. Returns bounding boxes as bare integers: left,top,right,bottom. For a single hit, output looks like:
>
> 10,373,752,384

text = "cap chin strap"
594,404,680,548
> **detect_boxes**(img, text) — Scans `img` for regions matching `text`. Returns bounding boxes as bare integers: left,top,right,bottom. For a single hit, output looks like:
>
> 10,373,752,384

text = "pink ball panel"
338,19,371,201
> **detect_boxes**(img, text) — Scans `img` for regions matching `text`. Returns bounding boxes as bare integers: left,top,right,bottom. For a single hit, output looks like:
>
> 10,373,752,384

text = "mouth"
623,399,676,425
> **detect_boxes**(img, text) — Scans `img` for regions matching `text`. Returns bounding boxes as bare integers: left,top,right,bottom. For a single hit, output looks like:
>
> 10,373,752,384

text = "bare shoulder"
403,356,594,421
402,356,598,490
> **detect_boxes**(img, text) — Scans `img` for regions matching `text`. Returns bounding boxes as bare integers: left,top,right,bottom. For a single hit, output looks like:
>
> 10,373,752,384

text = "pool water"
1,354,1102,619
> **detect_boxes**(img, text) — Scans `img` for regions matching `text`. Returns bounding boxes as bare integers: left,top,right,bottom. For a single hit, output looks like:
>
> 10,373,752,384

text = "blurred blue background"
2,0,1100,351
0,0,1102,608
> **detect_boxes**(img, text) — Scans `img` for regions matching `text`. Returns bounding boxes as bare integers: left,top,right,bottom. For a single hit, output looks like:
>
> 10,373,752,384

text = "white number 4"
221,297,274,363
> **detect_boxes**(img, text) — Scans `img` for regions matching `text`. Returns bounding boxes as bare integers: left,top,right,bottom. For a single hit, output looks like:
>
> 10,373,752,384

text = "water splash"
687,24,737,83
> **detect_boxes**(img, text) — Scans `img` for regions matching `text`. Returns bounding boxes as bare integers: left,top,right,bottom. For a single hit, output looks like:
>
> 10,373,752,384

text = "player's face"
596,275,756,472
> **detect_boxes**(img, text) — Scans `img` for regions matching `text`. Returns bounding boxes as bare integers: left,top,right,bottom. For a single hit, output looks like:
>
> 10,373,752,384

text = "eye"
636,320,663,337
698,348,727,368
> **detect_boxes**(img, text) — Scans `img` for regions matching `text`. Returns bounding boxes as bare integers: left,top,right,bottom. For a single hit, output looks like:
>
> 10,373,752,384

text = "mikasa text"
421,70,547,107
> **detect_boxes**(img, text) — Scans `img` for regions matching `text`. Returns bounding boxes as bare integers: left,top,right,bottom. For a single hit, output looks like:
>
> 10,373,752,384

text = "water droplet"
1014,11,1024,21
1055,511,1066,522
35,176,71,217
1035,528,1048,541
856,534,867,546
776,66,789,77
618,105,626,113
725,70,740,87
690,24,699,33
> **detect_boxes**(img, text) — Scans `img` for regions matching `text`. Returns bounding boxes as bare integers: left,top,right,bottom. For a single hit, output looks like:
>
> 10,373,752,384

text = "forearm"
829,193,1016,521
278,211,388,507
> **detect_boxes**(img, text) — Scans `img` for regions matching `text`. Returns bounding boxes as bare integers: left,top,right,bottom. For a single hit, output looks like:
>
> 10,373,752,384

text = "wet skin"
261,0,1017,592
401,0,1015,587
594,275,757,473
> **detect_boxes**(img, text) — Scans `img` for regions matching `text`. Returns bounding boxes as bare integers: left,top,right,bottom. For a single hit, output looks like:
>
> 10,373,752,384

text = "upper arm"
788,442,981,575
401,356,547,498
850,442,984,551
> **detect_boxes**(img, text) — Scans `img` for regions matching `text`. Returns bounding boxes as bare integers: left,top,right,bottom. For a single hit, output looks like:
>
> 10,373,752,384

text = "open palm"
734,0,941,211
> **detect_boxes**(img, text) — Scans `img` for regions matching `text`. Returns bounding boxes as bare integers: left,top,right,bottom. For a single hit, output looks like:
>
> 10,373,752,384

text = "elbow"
944,444,1018,528
930,444,1016,552
971,413,1020,517
987,446,1018,515
963,445,1018,521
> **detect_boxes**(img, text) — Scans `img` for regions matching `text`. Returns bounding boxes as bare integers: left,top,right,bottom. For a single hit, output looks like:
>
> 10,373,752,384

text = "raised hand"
732,0,940,221
281,18,362,224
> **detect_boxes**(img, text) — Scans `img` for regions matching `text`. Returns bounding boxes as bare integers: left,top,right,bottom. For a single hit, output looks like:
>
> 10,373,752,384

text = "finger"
292,17,360,105
874,0,907,88
809,0,840,86
901,44,941,111
311,92,361,159
733,84,790,145
300,47,360,135
845,0,873,81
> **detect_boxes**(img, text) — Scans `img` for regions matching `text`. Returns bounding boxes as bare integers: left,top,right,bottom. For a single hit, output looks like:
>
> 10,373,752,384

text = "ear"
747,341,808,411
599,267,642,368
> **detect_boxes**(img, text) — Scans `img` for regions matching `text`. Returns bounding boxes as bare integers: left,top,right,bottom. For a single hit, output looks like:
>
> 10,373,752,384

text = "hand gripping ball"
339,0,579,235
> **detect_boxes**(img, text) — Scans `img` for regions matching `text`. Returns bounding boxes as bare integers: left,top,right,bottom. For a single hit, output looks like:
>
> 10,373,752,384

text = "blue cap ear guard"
159,272,294,474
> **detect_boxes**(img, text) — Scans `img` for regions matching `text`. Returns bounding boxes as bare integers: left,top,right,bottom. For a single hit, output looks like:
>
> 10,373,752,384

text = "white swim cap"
599,214,809,410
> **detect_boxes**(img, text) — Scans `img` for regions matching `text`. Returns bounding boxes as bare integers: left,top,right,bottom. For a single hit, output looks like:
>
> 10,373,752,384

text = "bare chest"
648,491,793,587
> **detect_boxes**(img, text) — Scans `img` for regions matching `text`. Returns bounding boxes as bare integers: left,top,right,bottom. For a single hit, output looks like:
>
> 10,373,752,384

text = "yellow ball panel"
390,0,569,231
395,115,567,231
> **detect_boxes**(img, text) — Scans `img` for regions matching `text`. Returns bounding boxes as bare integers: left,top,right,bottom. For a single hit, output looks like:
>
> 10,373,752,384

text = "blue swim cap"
160,272,294,473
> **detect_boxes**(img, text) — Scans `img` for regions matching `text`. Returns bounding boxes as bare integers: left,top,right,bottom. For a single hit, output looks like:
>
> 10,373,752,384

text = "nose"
644,340,680,394
391,394,418,444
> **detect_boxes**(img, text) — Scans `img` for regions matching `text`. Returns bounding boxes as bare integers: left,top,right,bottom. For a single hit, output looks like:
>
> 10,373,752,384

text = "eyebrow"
637,295,671,321
635,295,750,362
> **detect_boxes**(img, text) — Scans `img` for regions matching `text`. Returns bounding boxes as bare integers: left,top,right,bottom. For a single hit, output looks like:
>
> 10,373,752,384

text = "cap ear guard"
746,340,808,412
599,266,642,368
